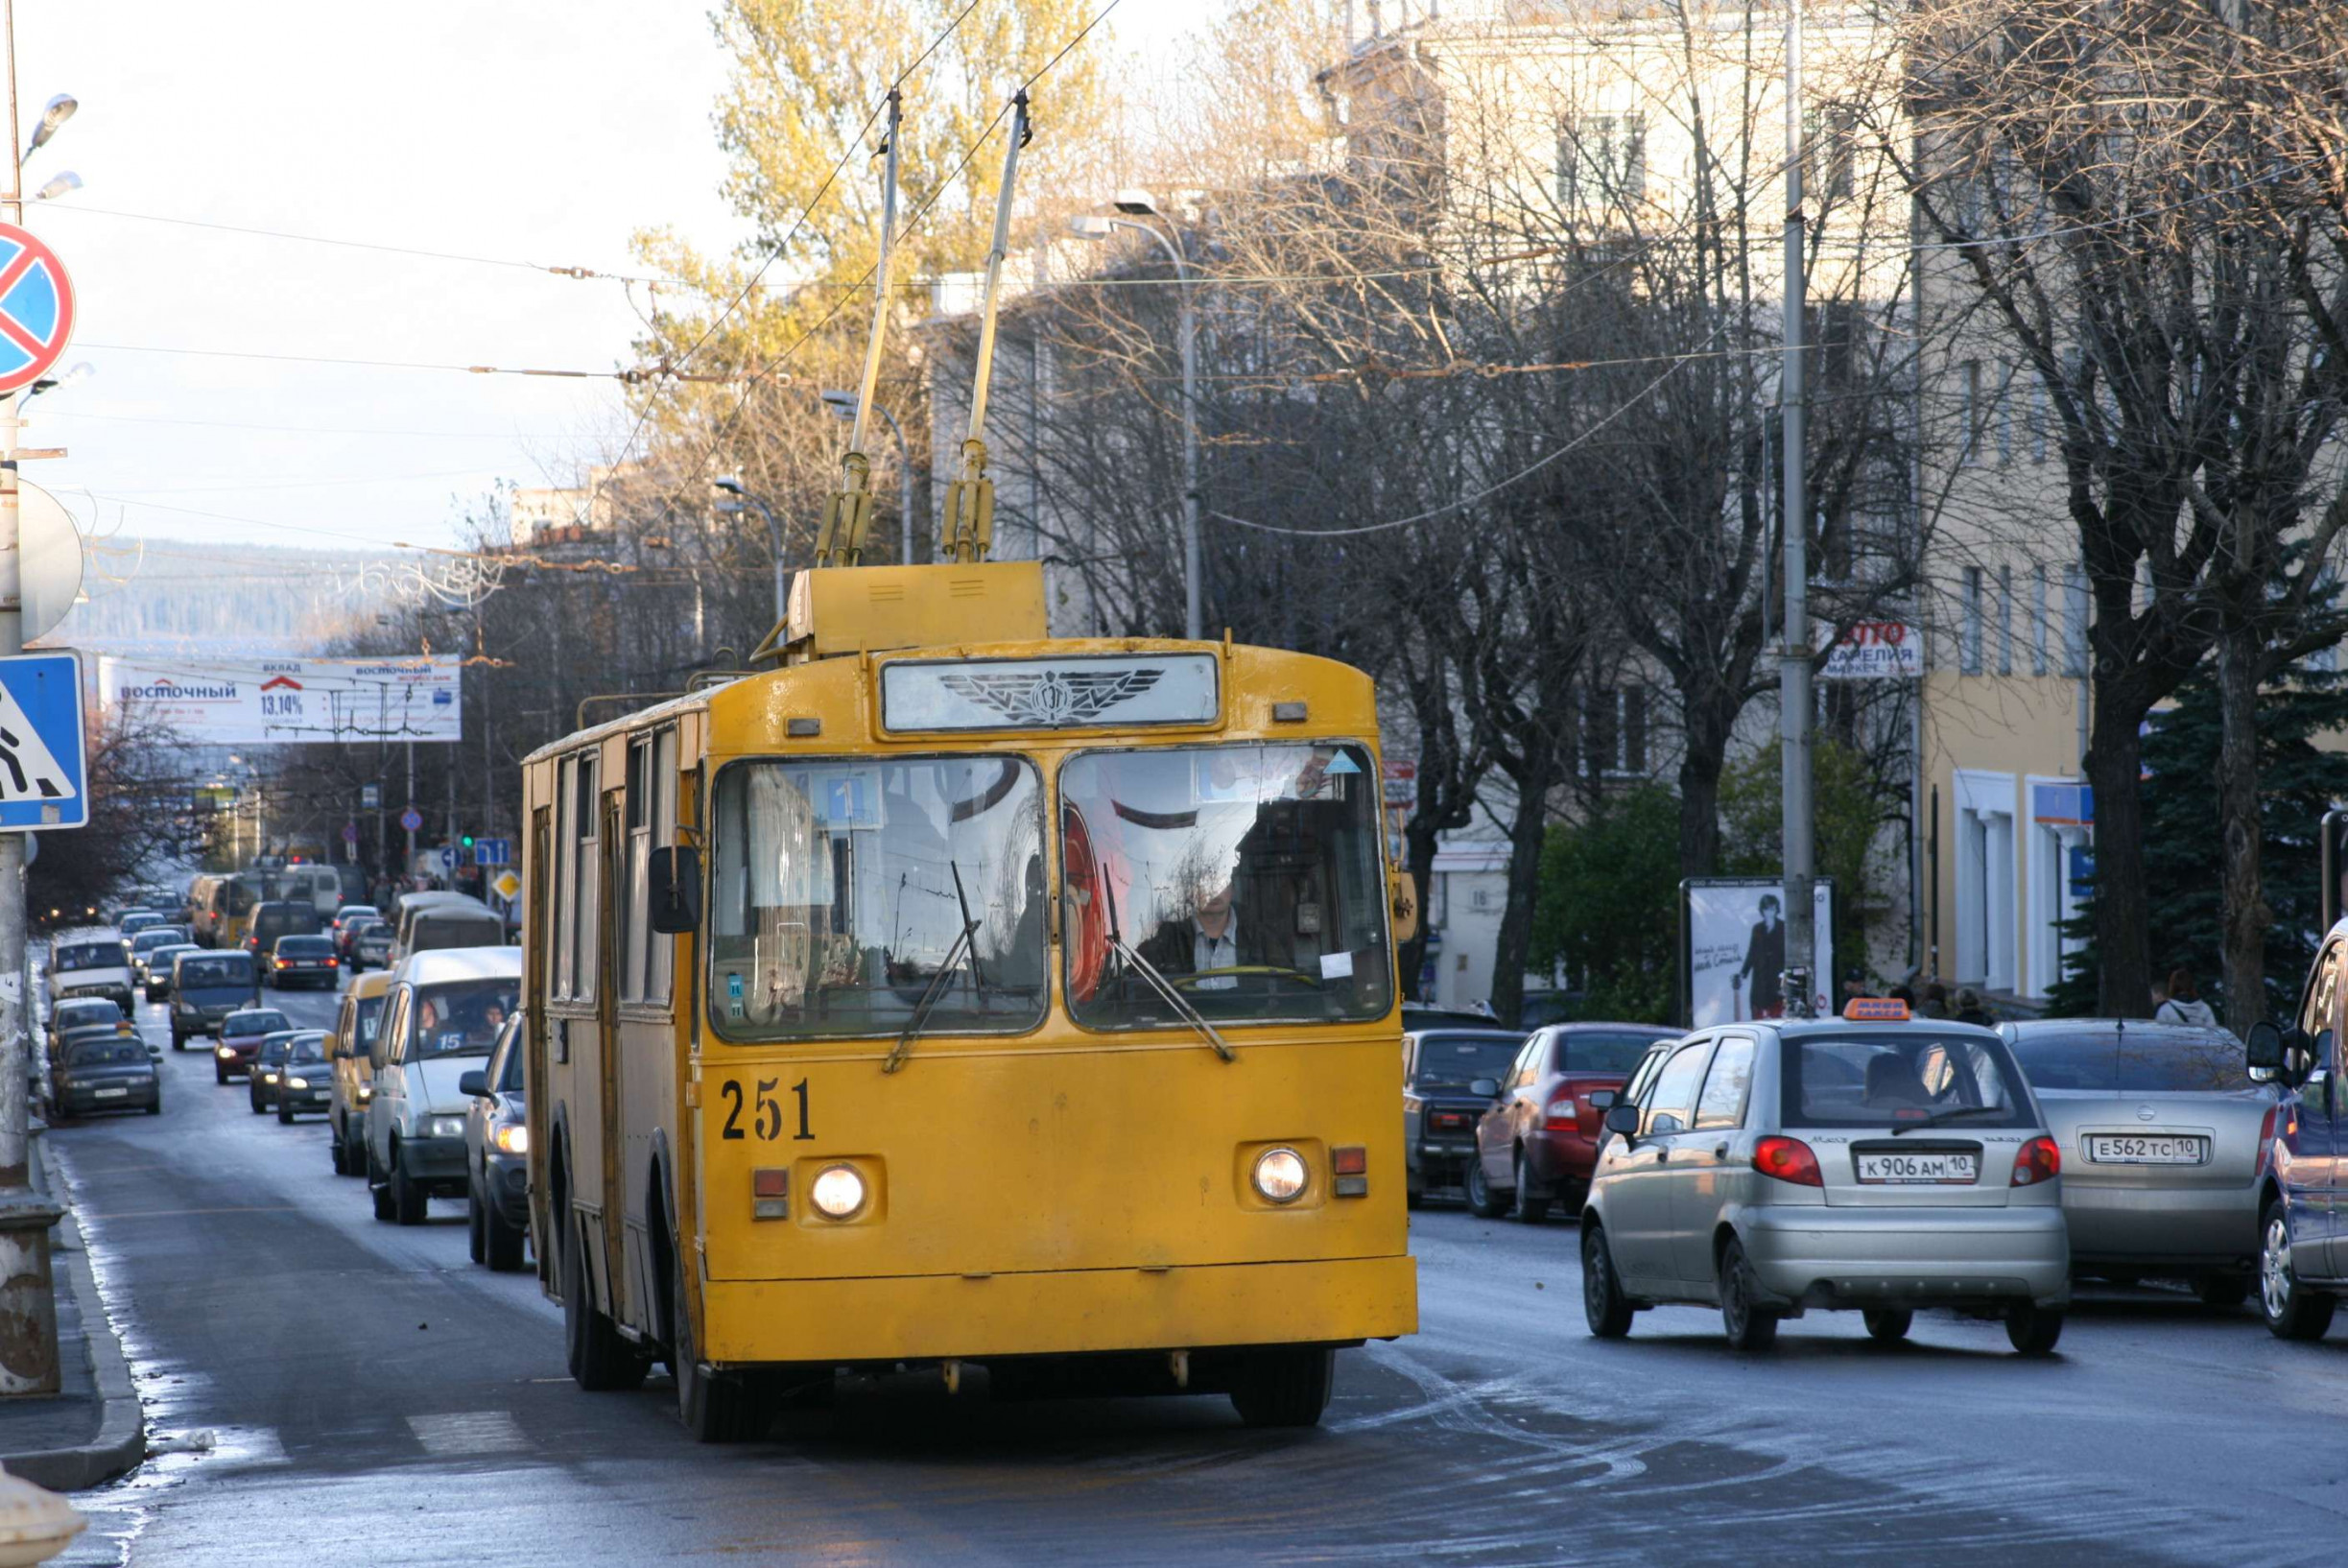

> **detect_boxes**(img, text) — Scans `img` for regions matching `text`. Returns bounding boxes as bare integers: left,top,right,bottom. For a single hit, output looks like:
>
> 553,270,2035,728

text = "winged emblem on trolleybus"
937,666,1165,726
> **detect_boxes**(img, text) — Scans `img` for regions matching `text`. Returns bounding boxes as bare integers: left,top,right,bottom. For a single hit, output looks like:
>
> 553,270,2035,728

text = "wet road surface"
39,982,2348,1564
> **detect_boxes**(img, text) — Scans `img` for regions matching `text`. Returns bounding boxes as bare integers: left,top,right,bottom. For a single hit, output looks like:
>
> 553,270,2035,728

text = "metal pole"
405,740,415,883
1779,0,1815,1018
1112,218,1199,640
963,94,1029,451
0,0,67,1404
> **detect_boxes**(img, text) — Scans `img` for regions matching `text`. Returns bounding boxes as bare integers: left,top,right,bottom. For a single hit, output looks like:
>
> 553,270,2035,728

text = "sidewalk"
0,1129,145,1491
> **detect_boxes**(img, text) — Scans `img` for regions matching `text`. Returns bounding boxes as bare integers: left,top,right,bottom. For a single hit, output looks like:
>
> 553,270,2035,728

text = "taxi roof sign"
1842,997,1910,1022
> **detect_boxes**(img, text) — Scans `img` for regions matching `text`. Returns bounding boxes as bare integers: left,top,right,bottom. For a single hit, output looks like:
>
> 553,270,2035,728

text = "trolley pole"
0,0,67,1402
1778,0,1816,1019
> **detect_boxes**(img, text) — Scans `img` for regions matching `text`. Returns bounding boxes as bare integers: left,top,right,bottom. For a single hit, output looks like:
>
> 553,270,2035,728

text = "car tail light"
1752,1135,1822,1187
2255,1105,2278,1176
325,958,338,967
1542,1093,1579,1131
274,959,289,968
1331,1144,1367,1197
2011,1136,2061,1186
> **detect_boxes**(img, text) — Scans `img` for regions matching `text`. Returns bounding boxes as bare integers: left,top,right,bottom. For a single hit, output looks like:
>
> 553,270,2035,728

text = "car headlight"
1251,1147,1310,1204
808,1163,867,1220
262,1072,278,1083
429,1116,465,1139
491,1123,529,1155
285,1076,310,1090
356,1084,373,1104
216,1045,236,1059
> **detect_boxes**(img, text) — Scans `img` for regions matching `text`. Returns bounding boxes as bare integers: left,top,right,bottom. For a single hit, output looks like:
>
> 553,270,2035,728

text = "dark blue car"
2251,940,2348,1340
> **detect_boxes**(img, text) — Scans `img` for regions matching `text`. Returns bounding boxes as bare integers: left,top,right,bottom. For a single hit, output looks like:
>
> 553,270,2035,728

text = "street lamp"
713,477,787,629
31,170,77,202
23,92,74,160
819,390,915,563
24,363,90,404
1072,189,1202,640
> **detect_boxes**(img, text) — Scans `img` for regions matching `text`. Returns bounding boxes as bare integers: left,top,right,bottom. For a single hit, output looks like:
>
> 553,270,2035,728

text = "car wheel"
249,1085,265,1114
2194,1271,2251,1311
330,1128,348,1175
669,1231,765,1440
1863,1308,1912,1343
170,1031,183,1051
1511,1152,1552,1224
276,1102,295,1126
563,1220,648,1391
214,1058,227,1085
2005,1305,2064,1356
2260,1200,2337,1342
1463,1155,1506,1219
1581,1224,1635,1339
1404,1185,1423,1211
467,1188,486,1266
391,1148,429,1225
370,1152,396,1223
1718,1237,1780,1351
1228,1347,1335,1429
145,1100,162,1116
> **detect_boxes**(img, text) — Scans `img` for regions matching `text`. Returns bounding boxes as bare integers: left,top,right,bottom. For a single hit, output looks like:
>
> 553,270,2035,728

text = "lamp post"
1072,190,1200,640
819,391,913,562
713,478,786,627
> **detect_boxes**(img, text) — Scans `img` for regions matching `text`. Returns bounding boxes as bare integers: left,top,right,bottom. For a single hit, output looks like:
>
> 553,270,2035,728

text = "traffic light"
461,833,476,849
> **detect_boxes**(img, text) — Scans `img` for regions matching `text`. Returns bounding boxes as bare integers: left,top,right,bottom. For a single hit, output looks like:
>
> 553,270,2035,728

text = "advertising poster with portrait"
1680,877,1835,1028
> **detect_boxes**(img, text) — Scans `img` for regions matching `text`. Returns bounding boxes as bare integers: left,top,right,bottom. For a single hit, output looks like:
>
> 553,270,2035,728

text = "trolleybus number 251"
716,1078,817,1143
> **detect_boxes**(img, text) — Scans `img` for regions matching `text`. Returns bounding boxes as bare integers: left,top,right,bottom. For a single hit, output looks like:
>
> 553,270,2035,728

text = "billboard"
1680,876,1836,1028
100,655,462,744
1816,621,1923,679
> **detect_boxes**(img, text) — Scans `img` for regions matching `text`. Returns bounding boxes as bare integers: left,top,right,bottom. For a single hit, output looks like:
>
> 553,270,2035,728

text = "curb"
4,1139,145,1492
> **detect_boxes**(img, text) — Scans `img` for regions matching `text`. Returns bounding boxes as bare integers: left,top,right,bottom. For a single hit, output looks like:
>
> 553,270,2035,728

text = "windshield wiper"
1891,1105,2009,1135
882,861,985,1076
1104,879,1234,1063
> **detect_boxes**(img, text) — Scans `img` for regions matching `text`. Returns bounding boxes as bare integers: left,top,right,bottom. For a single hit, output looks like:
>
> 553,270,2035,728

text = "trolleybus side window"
1058,743,1394,1030
707,755,1047,1040
554,756,577,999
574,753,599,1001
619,727,679,1007
649,726,676,1003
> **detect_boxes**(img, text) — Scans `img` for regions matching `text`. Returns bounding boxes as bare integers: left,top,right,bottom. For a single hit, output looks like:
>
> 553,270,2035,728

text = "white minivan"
48,929,136,1016
367,947,521,1224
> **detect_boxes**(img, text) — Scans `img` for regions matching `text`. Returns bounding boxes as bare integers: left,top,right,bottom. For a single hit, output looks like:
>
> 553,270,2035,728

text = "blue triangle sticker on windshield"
1324,752,1363,774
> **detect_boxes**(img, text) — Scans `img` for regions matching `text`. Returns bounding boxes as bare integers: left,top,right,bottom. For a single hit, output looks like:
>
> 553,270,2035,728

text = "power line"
79,340,745,381
51,410,582,440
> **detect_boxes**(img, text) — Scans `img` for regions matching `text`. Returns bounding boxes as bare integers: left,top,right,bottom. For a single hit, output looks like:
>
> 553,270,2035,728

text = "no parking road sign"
0,651,87,829
0,225,75,394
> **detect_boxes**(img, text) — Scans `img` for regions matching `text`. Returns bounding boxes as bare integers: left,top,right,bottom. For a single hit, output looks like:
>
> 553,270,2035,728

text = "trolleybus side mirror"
649,845,702,936
1388,870,1418,945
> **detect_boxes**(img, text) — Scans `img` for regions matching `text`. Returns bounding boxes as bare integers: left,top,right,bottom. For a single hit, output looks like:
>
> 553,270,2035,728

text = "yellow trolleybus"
520,561,1419,1438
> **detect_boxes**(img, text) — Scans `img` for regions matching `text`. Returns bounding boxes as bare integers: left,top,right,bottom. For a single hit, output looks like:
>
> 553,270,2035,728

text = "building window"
2031,565,2050,676
1995,366,2015,465
1998,564,2014,676
1960,360,1982,464
1961,566,1984,675
1582,686,1648,776
1557,113,1646,212
2062,563,2089,677
2029,378,2050,463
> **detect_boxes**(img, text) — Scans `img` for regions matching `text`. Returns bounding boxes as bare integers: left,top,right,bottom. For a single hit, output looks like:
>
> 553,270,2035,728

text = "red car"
1467,1023,1678,1221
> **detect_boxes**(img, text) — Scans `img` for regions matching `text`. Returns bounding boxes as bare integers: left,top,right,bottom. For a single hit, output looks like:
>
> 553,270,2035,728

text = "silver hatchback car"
1999,1019,2276,1307
1581,1014,2071,1354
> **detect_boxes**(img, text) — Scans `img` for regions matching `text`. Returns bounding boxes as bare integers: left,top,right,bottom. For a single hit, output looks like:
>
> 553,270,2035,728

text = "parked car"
461,1012,529,1271
143,943,201,1003
331,904,380,965
327,971,395,1176
367,947,521,1224
241,900,320,958
46,1019,139,1086
45,997,126,1059
1580,1010,2071,1354
1999,1018,2276,1306
169,950,261,1048
249,1029,328,1116
129,926,193,984
1469,1023,1680,1222
1401,1027,1528,1208
2246,932,2348,1342
46,1030,159,1120
48,931,136,1016
349,919,394,973
263,934,341,990
213,1007,293,1084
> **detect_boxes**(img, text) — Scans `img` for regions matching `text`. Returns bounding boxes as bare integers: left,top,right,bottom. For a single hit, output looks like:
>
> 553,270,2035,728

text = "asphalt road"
37,980,2348,1565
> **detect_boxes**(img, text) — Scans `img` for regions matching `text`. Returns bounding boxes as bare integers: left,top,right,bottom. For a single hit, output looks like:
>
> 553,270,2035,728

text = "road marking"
407,1411,528,1456
83,1205,308,1220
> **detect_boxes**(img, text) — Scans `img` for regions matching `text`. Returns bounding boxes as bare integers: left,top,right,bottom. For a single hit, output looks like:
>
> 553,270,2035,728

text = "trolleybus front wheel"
1228,1347,1334,1429
668,1246,768,1443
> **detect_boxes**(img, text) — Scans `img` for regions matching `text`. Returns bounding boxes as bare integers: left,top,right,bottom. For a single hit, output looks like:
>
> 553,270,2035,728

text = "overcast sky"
18,0,1202,559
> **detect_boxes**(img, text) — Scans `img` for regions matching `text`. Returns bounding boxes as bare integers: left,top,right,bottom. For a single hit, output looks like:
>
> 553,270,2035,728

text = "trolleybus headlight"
809,1163,867,1220
1252,1147,1309,1204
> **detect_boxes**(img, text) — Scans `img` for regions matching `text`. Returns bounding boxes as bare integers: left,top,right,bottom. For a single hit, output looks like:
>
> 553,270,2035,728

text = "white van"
49,929,136,1015
367,947,522,1224
390,891,503,964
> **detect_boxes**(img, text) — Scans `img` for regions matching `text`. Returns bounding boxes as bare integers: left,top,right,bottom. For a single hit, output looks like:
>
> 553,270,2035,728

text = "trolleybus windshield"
1059,743,1392,1030
708,755,1048,1040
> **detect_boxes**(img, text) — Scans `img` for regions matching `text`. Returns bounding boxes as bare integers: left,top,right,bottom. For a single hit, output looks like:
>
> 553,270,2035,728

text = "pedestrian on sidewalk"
1952,986,1996,1027
2154,969,2218,1028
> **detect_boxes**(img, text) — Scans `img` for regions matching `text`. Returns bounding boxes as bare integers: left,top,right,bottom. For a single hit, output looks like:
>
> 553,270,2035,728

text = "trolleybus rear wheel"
563,1222,648,1392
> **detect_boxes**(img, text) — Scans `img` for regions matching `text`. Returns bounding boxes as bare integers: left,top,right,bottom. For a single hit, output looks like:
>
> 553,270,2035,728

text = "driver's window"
1644,1039,1714,1136
1509,1035,1544,1090
2296,942,2340,1042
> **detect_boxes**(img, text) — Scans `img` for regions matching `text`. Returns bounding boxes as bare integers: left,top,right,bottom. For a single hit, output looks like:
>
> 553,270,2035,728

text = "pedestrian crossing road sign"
0,651,87,829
